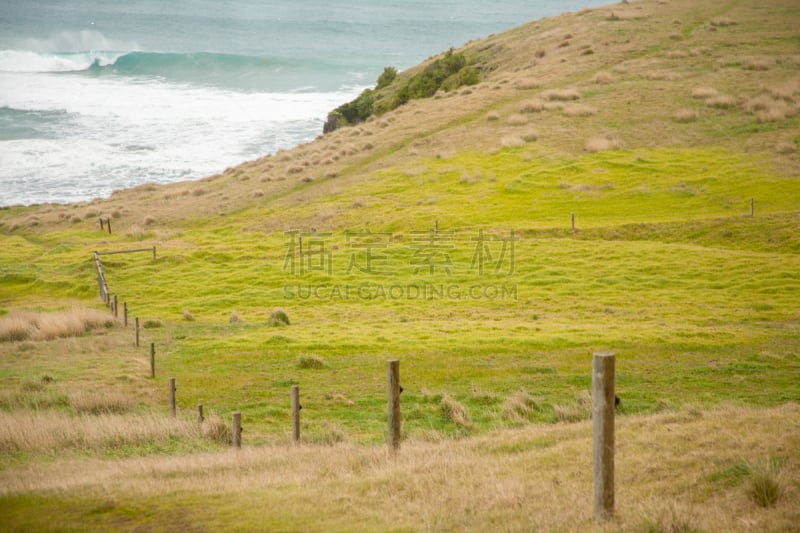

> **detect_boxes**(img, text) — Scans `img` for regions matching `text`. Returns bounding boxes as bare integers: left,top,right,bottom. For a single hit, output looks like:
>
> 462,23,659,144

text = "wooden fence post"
113,294,118,318
232,412,242,449
169,377,176,417
571,212,576,232
152,246,157,261
150,342,155,378
592,352,615,521
135,317,140,347
387,359,401,451
123,302,128,327
197,404,204,426
750,198,754,217
291,385,301,445
106,218,111,234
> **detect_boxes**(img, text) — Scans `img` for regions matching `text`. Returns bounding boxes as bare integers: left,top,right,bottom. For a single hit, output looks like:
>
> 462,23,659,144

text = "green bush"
376,66,397,90
332,88,374,125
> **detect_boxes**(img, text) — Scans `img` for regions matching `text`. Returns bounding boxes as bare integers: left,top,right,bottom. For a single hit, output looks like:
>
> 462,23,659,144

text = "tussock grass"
691,86,719,99
506,114,528,126
514,78,540,90
584,134,624,152
69,390,135,415
552,390,592,423
705,94,737,109
268,308,290,327
298,354,325,369
673,108,699,123
542,88,581,101
743,57,771,71
748,458,783,508
229,311,241,324
0,410,198,453
591,71,613,84
501,389,541,423
562,104,596,117
518,99,544,113
3,405,796,531
201,412,231,445
485,111,500,121
0,308,114,343
500,136,526,148
440,393,470,429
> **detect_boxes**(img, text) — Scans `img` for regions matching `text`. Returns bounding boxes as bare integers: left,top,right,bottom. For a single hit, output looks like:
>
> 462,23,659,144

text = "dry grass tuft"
542,89,581,101
673,108,699,123
0,317,32,342
667,50,689,59
646,71,681,81
743,93,798,122
182,309,194,321
710,17,736,27
440,394,470,429
748,458,783,508
521,130,539,143
229,311,241,324
775,142,796,155
518,99,544,113
298,354,325,369
514,78,541,90
553,390,592,423
743,57,771,71
69,390,135,415
201,412,231,445
585,134,624,152
563,104,596,117
0,410,198,453
501,390,542,423
506,114,528,126
592,71,614,84
705,95,737,109
268,308,290,327
485,111,500,121
0,308,114,343
691,86,718,99
500,136,526,148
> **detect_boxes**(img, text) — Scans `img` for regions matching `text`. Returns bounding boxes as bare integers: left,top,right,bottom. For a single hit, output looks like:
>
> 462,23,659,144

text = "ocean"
0,0,608,206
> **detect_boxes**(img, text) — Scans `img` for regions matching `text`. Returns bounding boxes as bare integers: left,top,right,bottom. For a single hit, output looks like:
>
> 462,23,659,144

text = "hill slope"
1,0,799,530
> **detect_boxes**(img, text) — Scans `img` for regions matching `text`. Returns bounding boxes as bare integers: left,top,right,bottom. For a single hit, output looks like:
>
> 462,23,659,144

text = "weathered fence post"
291,385,301,445
113,294,118,318
135,317,140,347
150,342,155,378
571,212,576,232
152,246,157,261
123,302,128,327
99,218,104,231
106,218,111,234
169,378,176,417
232,412,242,449
749,198,754,217
387,359,401,451
592,352,615,521
197,404,204,426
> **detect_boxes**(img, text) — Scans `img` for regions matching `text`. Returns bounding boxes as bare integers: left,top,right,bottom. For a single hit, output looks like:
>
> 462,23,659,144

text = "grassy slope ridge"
1,0,800,530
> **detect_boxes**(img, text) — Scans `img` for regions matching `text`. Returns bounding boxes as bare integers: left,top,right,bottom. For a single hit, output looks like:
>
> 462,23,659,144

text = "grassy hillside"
1,0,799,530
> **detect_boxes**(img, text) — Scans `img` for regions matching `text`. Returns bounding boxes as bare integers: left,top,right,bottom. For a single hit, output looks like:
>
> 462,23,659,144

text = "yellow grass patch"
0,308,115,343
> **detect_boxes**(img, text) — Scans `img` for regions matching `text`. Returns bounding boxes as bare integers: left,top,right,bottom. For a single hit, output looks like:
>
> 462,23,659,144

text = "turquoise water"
0,0,608,205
